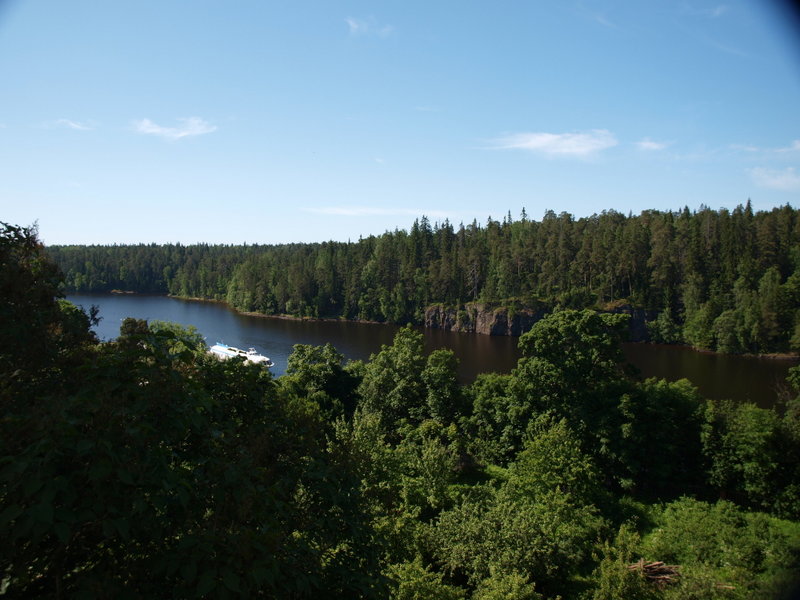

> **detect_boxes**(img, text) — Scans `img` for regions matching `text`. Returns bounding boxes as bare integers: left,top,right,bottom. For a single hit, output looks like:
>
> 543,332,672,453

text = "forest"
4,220,800,598
48,203,800,355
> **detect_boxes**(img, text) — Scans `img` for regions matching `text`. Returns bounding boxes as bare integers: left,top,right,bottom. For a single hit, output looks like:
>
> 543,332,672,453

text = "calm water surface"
68,294,798,407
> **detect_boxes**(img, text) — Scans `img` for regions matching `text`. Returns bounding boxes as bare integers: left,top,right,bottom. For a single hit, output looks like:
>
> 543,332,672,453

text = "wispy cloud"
592,13,617,28
748,167,800,191
778,140,800,153
708,5,729,18
681,4,729,18
636,138,669,151
730,143,760,152
731,139,800,154
45,118,94,131
704,37,748,57
303,206,450,219
490,129,618,157
345,16,393,37
573,3,619,28
676,5,747,58
134,117,217,140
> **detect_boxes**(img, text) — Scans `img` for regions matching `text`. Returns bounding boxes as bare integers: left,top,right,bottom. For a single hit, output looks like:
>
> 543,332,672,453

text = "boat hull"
209,343,274,367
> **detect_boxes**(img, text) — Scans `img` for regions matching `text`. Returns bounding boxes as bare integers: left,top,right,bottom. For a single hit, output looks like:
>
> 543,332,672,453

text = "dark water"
68,294,798,407
621,343,797,409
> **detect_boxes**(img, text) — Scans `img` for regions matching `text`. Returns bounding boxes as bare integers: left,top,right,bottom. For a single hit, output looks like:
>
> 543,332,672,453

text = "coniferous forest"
4,219,800,598
49,203,800,355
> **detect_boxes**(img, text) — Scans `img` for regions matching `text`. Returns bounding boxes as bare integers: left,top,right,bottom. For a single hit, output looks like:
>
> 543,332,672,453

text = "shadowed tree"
509,309,634,477
358,326,427,430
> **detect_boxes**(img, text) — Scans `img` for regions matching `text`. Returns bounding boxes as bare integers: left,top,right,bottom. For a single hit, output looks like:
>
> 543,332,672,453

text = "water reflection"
622,343,796,409
68,294,798,407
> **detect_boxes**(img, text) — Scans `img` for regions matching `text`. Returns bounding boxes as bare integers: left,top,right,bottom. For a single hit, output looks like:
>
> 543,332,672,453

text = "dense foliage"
1,224,381,598
5,221,800,598
48,203,800,354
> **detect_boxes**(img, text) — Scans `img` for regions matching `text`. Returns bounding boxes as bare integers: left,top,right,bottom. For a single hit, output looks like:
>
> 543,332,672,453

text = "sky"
0,0,799,245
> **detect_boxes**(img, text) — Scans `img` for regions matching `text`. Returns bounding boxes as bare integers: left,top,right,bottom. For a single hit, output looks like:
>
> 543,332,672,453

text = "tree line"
48,202,800,354
4,221,800,597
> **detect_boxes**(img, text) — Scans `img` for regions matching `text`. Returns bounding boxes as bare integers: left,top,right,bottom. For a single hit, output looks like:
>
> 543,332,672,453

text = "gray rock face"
600,303,657,342
424,303,546,336
424,301,655,340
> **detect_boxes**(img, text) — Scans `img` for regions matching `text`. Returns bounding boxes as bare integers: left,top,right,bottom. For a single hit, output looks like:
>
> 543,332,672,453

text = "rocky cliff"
424,302,655,340
424,303,547,336
601,303,657,342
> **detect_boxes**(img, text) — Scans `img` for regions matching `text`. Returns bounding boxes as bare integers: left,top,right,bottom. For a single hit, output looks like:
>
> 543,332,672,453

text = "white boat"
209,342,274,367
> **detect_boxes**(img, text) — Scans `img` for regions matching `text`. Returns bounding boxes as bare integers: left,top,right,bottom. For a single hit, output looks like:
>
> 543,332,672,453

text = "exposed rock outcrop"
425,301,656,340
424,303,547,336
601,303,657,342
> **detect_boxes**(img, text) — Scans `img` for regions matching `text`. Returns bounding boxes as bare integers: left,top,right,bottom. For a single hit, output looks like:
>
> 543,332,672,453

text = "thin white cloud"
636,138,669,151
709,5,729,17
44,118,93,131
731,139,800,154
134,117,217,140
491,129,618,157
705,37,748,57
303,206,450,219
374,157,385,164
675,9,746,57
573,4,619,29
593,13,617,28
58,119,92,130
681,4,729,18
345,16,393,37
748,167,800,191
778,140,800,153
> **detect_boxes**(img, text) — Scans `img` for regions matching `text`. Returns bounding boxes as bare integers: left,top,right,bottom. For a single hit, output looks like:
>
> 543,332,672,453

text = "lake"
67,294,799,408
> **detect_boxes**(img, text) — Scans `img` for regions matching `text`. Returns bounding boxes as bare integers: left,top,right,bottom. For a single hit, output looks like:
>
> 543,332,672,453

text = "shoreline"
171,294,392,327
174,294,800,361
635,341,799,362
78,291,800,362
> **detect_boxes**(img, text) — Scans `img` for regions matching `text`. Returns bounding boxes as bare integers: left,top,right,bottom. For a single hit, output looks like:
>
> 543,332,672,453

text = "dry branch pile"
627,559,680,587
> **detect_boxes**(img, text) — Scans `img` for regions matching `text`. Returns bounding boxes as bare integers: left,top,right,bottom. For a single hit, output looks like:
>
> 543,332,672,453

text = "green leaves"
31,501,54,525
6,221,800,598
432,485,603,594
221,568,241,593
636,498,800,599
508,310,635,476
702,400,800,518
506,415,602,507
282,343,360,420
1,316,381,597
48,204,800,354
196,569,216,596
358,326,427,430
387,559,465,600
422,349,464,425
0,503,23,528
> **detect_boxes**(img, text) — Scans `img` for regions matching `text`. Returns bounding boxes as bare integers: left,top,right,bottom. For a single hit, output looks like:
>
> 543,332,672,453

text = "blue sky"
1,0,798,245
